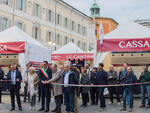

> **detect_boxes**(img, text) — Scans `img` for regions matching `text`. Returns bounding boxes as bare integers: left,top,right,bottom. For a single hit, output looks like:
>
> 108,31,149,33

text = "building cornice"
94,17,118,25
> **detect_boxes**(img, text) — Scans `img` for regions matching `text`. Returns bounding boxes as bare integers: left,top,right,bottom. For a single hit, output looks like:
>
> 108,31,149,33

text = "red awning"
0,42,25,54
52,53,94,61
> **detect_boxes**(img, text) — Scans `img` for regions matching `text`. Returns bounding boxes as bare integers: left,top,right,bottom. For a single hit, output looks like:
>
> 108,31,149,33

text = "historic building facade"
0,0,95,52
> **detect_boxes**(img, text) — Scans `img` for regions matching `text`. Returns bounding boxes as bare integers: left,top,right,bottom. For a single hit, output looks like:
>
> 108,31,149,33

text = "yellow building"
0,0,95,52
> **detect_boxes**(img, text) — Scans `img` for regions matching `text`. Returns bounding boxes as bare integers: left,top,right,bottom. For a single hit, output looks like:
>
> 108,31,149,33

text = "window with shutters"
77,24,81,34
85,27,87,36
2,0,8,5
33,26,40,40
77,41,81,47
82,26,87,36
56,14,62,25
56,34,60,45
48,32,52,42
64,36,69,45
71,21,75,31
1,18,7,31
34,3,39,17
64,17,68,28
57,14,60,25
35,27,38,39
71,39,74,43
47,9,52,22
18,0,23,10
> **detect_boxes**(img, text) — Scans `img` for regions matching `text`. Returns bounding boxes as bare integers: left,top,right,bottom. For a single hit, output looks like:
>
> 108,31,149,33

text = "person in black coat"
120,67,137,112
96,63,107,111
7,64,22,111
80,68,90,107
38,61,52,112
0,65,4,103
90,67,99,105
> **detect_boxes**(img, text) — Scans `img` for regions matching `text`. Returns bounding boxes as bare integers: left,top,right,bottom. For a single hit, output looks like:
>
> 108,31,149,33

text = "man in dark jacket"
80,67,90,107
0,65,4,103
71,64,80,113
107,65,120,104
139,65,150,108
96,63,107,111
38,61,52,112
7,64,22,111
120,67,137,112
90,67,99,105
63,64,78,113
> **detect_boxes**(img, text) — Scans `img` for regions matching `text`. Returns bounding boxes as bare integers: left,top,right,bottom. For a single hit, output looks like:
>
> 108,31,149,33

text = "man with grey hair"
120,66,137,112
62,63,78,113
107,65,120,105
7,63,22,111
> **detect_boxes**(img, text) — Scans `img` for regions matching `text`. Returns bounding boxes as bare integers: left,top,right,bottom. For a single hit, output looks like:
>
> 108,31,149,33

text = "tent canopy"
95,22,150,66
52,42,94,61
53,42,84,54
104,22,150,39
97,22,150,52
0,26,50,71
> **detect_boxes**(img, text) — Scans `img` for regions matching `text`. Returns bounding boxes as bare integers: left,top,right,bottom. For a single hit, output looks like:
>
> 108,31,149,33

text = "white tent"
53,42,84,54
95,21,150,66
104,21,150,39
0,26,51,71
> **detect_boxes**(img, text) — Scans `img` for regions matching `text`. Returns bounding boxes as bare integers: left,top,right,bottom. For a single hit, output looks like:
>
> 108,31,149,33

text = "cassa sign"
97,38,150,52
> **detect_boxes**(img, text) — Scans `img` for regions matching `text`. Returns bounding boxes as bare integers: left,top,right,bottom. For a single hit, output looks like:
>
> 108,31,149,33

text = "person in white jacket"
27,67,39,111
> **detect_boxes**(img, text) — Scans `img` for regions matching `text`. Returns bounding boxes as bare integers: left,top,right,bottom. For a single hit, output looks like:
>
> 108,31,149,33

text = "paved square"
0,95,150,113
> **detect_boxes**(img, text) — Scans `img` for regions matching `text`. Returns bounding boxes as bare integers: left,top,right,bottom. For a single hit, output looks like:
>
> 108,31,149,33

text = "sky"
63,0,150,24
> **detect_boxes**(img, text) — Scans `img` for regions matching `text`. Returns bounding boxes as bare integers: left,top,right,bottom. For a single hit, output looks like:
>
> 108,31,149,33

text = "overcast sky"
63,0,150,24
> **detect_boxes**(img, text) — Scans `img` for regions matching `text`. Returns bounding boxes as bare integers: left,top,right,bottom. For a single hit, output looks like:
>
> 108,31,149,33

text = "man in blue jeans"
139,65,150,109
120,67,137,112
63,64,78,113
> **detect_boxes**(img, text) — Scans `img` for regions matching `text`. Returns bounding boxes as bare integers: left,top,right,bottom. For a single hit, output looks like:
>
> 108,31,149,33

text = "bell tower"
90,0,100,18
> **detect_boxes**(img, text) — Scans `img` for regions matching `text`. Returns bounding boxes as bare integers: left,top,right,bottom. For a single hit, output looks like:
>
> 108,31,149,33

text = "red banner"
97,38,150,52
52,53,94,61
0,42,25,54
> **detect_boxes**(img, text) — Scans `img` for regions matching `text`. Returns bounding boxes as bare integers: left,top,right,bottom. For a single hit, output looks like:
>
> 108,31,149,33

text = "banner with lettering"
97,38,150,52
52,53,94,61
0,42,25,54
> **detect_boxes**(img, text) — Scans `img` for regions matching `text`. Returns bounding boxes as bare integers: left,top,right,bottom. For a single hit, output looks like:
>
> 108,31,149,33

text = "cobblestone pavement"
0,95,150,113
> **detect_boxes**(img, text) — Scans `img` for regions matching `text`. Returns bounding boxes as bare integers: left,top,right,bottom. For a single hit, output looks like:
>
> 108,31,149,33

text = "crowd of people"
0,61,150,113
